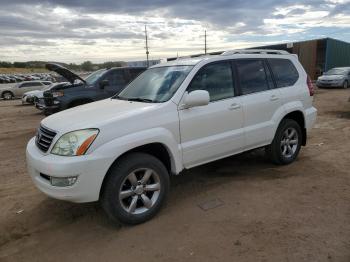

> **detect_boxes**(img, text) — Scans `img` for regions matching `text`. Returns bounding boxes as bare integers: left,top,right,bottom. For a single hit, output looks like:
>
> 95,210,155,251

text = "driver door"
178,61,244,168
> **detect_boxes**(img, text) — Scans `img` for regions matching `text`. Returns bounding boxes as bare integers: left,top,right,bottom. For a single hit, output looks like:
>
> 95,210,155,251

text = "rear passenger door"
128,68,146,83
234,59,283,149
28,82,44,92
179,61,244,168
267,58,300,106
103,69,128,96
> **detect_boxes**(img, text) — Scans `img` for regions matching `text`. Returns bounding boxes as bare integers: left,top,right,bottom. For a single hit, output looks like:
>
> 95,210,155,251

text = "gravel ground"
0,88,350,262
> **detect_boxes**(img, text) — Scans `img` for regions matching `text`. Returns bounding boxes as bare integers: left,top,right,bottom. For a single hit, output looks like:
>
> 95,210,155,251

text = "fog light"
50,176,78,187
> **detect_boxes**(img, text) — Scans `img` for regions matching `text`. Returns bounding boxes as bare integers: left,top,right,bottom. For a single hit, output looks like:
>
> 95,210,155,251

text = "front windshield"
116,65,193,103
325,68,347,75
84,69,107,85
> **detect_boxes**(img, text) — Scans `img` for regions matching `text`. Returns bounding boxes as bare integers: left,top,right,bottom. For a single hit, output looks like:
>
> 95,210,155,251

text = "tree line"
0,61,127,72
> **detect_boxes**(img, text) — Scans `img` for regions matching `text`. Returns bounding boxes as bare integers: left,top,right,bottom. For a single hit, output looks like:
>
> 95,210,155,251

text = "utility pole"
204,30,207,54
145,25,149,67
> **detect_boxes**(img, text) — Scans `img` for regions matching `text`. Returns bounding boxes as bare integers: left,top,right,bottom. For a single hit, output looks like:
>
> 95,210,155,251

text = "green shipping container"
325,38,350,71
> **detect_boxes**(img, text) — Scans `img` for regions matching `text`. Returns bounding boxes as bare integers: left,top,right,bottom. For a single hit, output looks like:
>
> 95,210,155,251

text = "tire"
2,91,14,100
101,152,170,225
266,119,302,165
343,80,348,89
43,109,52,116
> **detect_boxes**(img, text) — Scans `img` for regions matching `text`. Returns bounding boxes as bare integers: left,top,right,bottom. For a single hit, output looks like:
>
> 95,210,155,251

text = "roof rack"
221,49,290,56
169,51,224,61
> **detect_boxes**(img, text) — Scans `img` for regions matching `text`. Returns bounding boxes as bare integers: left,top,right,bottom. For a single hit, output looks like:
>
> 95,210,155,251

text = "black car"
41,63,146,115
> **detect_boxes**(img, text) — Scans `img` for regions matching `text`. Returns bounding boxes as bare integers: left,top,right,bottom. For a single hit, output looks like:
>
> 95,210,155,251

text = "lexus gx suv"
26,50,317,225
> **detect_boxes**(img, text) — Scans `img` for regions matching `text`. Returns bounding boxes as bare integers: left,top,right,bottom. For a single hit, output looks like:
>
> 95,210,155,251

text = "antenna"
204,30,207,54
145,25,149,67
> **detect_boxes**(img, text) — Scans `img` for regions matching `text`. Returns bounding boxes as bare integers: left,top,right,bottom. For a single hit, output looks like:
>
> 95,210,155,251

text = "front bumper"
26,137,112,203
316,80,343,87
22,96,34,104
35,98,60,111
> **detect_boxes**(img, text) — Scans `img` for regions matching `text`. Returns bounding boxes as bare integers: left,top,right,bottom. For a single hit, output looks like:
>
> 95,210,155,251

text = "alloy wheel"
119,168,161,215
280,127,298,158
3,92,13,100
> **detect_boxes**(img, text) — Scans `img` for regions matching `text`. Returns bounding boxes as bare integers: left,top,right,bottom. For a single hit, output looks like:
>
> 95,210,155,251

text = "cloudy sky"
0,0,349,63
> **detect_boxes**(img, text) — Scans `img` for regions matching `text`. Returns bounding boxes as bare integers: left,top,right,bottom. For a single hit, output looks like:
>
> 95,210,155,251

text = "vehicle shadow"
0,148,299,247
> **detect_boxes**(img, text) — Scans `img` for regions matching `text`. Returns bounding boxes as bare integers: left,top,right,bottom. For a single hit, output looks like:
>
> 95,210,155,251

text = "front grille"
43,92,54,106
36,125,57,152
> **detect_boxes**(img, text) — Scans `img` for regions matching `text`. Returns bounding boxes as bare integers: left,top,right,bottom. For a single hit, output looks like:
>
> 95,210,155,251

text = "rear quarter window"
268,59,299,88
129,68,146,80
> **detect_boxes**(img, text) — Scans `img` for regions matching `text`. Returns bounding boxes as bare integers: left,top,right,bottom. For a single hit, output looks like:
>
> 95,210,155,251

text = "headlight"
51,129,99,156
52,91,64,97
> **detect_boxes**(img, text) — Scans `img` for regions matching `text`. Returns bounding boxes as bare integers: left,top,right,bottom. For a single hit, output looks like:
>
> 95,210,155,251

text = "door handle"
270,95,279,101
229,103,241,110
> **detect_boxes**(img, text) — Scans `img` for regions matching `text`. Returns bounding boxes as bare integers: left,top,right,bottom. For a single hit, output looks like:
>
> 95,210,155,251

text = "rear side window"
235,59,269,95
19,82,42,88
187,62,234,102
129,68,145,81
105,70,127,88
268,59,299,88
31,83,43,87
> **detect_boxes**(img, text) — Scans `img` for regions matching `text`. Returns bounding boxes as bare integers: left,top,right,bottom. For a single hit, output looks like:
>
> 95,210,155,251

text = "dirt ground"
0,88,350,262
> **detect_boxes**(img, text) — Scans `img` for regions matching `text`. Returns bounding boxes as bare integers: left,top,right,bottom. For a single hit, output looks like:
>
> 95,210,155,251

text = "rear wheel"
266,119,302,165
101,153,170,225
2,91,13,100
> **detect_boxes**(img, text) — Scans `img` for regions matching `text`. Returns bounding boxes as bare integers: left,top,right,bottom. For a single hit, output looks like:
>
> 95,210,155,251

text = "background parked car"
0,80,52,100
40,63,146,115
22,82,69,105
316,67,350,88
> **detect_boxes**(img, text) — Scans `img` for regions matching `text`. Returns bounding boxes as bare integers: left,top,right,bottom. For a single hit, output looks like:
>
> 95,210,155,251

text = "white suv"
26,50,317,224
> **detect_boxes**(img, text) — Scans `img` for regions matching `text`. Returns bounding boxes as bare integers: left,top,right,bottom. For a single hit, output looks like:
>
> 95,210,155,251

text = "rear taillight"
307,76,314,96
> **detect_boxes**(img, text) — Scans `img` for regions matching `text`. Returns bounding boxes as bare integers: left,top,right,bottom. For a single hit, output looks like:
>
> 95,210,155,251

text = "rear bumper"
305,107,317,130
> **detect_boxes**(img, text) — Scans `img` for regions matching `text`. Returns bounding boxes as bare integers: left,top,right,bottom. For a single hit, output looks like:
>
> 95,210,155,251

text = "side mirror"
183,90,210,108
99,79,109,89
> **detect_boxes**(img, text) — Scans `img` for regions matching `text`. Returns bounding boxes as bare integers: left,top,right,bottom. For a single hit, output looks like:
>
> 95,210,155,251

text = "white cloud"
0,1,349,62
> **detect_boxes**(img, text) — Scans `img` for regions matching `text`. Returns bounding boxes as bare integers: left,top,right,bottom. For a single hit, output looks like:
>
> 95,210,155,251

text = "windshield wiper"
125,97,155,103
112,95,155,103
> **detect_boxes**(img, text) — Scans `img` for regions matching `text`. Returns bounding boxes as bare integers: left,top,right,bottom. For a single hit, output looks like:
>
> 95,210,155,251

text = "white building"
127,60,161,67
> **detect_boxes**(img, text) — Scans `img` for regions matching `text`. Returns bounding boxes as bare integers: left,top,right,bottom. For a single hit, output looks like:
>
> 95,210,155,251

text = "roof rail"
221,49,290,56
172,51,224,61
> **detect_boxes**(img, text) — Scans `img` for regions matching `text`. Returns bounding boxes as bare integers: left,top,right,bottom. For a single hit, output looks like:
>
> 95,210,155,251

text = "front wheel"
266,119,302,165
101,153,170,225
2,91,14,100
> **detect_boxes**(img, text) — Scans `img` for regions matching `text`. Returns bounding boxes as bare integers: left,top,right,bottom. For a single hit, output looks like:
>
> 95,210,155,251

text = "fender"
271,100,305,138
90,127,183,175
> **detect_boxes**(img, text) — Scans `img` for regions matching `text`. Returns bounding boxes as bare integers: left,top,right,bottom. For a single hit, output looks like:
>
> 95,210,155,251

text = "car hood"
318,75,344,80
24,90,42,96
41,98,159,133
46,63,86,84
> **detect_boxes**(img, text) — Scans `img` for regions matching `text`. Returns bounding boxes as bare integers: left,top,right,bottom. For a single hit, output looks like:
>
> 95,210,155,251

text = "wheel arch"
99,141,177,200
280,110,306,145
1,90,14,98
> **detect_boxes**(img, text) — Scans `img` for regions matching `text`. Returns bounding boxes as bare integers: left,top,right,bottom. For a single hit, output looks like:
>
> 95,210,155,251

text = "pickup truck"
40,63,146,114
